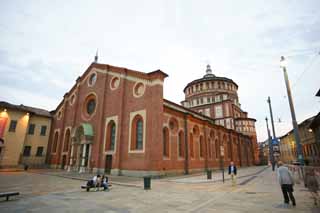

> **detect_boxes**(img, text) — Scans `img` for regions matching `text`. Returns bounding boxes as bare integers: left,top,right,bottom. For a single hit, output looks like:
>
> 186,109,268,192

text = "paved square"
0,166,319,212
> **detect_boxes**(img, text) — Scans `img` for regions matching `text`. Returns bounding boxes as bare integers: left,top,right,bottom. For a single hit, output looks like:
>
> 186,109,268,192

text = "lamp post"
265,117,274,170
280,56,304,165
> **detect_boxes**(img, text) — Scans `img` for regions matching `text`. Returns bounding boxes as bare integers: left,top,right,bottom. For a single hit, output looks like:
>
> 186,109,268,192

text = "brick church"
47,58,259,176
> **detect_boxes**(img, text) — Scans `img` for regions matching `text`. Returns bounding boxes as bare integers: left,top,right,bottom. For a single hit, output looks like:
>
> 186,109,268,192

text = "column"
79,144,87,173
67,145,74,172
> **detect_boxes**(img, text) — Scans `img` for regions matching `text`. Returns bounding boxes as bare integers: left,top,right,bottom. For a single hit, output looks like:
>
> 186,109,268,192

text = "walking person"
305,169,319,206
277,161,296,206
228,161,237,186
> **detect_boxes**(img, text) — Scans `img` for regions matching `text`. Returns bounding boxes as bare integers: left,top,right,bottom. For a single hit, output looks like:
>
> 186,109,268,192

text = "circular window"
69,94,75,105
88,73,97,86
86,99,96,115
83,94,97,118
133,82,145,97
110,76,120,90
57,110,62,120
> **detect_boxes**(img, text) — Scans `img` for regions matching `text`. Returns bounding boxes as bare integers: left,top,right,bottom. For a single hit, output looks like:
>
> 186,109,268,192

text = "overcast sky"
1,0,319,142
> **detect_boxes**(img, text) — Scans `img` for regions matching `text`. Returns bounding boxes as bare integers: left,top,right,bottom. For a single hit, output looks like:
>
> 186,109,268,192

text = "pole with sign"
220,145,225,183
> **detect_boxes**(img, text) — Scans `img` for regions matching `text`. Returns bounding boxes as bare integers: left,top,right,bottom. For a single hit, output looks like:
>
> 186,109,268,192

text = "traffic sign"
272,138,279,145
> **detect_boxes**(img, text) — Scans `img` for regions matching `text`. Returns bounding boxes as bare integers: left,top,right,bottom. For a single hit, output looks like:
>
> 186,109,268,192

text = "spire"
206,64,212,75
94,49,98,63
204,64,215,78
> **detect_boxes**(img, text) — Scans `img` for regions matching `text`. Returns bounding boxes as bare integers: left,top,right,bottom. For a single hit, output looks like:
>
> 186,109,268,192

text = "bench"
0,192,20,201
81,184,112,192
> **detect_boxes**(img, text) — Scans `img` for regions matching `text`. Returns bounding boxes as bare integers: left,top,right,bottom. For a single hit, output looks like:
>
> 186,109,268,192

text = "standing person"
277,161,296,206
305,169,319,206
228,161,237,186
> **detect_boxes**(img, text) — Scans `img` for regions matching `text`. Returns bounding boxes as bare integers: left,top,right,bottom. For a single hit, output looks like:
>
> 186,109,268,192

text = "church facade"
47,61,258,176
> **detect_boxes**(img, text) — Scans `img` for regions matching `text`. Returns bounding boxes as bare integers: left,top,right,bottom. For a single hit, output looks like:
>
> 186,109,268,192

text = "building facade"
258,139,269,165
47,62,258,176
0,102,52,168
279,116,320,166
181,65,259,164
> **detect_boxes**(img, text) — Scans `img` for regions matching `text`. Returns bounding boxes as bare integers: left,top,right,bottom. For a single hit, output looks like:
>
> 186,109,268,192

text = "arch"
193,125,200,137
209,130,215,139
215,139,219,158
208,138,212,159
163,127,169,157
169,117,179,134
131,114,143,150
178,131,184,158
52,131,59,153
228,136,232,159
190,133,194,158
199,135,204,158
105,120,116,151
222,134,227,159
63,129,71,152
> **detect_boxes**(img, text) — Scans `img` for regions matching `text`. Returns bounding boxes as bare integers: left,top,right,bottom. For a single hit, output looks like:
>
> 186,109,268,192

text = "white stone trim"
109,76,120,91
61,126,72,154
81,92,98,122
51,129,61,154
133,81,146,98
93,68,164,86
87,71,97,87
103,115,118,155
128,109,146,154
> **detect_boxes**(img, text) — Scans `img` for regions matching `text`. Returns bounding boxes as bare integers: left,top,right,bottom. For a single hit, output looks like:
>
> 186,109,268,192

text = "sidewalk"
167,165,269,183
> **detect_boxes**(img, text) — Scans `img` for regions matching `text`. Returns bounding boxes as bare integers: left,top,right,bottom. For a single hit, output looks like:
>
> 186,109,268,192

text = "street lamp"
280,56,304,165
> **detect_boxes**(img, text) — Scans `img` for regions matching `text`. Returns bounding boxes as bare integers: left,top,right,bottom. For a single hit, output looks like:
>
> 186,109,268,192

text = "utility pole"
280,56,304,165
267,96,278,170
265,117,274,171
267,97,277,139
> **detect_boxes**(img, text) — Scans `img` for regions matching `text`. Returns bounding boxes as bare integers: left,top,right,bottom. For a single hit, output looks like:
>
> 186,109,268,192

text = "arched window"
215,139,219,158
190,133,194,158
63,129,70,152
131,115,143,150
163,127,169,157
178,131,184,158
228,139,232,159
52,132,59,153
106,121,116,151
199,136,204,158
208,139,212,159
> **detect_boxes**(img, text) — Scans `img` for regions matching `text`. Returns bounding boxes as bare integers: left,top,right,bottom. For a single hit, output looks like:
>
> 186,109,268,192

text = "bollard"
24,164,29,171
207,170,212,179
143,176,151,190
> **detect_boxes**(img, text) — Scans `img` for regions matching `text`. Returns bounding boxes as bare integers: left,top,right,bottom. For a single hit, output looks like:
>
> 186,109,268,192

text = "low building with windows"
279,116,320,166
310,89,320,144
258,139,269,165
47,60,258,176
0,101,52,168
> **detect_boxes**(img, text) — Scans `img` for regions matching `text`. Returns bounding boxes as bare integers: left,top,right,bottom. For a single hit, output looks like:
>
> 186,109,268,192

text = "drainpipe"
204,122,208,171
183,113,189,174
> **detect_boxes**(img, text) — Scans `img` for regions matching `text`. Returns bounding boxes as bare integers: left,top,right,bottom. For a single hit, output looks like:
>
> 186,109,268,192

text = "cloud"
0,0,319,142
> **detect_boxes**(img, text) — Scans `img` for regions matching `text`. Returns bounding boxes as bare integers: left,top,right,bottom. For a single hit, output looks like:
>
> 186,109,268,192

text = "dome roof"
183,65,238,92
